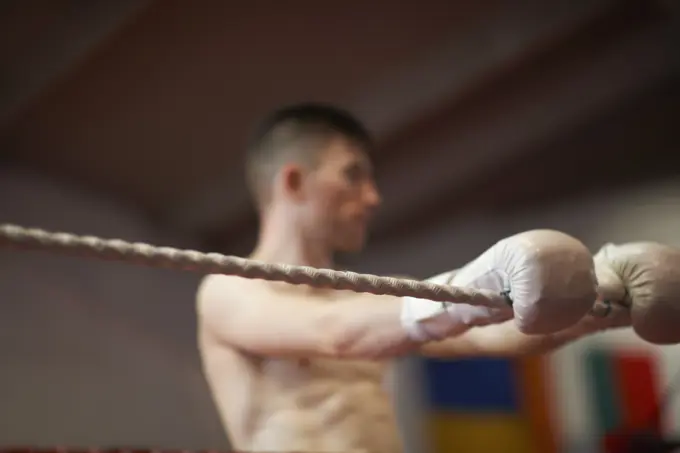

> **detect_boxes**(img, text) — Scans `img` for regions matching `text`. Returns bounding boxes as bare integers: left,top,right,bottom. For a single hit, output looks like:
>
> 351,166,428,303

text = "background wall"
0,167,227,449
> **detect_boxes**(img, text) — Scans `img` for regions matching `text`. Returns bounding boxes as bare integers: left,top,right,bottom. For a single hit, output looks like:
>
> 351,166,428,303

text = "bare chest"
203,342,402,452
252,357,402,452
260,356,390,406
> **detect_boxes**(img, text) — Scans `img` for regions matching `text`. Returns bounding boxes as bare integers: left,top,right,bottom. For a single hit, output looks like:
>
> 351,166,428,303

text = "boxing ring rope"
0,223,499,306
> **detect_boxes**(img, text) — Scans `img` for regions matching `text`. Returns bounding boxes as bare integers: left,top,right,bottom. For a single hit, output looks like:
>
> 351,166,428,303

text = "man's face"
303,138,381,252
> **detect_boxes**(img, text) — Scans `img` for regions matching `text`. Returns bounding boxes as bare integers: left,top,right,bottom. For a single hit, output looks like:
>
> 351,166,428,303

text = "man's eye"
344,166,363,183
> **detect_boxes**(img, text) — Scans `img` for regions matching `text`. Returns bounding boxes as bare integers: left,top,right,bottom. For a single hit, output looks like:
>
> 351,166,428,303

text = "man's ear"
280,163,307,202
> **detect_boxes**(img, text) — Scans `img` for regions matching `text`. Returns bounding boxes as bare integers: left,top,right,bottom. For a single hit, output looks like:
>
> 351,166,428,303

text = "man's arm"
197,274,421,359
196,229,596,360
197,266,514,360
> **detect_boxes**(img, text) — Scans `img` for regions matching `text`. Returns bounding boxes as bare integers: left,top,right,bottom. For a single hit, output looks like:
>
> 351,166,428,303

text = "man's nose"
363,182,382,208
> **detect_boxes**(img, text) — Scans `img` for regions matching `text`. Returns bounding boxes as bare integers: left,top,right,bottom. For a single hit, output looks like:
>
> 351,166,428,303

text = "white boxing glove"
400,229,598,342
594,242,680,344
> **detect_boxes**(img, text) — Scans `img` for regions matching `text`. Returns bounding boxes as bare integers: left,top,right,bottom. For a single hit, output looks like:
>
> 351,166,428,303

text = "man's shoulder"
196,273,266,310
199,273,266,293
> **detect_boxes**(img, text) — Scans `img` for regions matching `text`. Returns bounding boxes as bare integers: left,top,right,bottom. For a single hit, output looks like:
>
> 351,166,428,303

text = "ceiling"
1,0,679,254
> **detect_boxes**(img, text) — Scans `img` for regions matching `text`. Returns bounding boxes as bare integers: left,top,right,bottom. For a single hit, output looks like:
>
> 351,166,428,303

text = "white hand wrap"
400,272,511,342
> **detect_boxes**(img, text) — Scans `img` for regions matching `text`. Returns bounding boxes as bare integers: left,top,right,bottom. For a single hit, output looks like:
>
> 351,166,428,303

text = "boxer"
197,103,678,453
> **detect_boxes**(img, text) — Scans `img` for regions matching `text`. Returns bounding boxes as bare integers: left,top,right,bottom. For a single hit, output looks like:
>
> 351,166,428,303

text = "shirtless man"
197,103,678,453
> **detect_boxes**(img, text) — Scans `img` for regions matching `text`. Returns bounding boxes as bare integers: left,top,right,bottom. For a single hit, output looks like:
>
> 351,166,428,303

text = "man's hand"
452,229,598,335
594,242,680,344
401,229,597,341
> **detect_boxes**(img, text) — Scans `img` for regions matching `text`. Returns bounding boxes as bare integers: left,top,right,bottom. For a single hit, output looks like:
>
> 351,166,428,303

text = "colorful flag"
423,356,554,453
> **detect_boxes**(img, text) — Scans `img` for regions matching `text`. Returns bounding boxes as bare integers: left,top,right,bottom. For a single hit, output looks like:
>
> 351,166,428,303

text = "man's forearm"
322,294,423,359
419,318,596,358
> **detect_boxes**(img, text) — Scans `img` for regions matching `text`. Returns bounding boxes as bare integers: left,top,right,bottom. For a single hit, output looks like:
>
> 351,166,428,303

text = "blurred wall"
0,167,227,449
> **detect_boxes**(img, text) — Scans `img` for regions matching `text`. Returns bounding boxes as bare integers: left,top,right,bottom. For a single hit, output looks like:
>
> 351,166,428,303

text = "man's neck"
252,220,333,270
252,241,332,269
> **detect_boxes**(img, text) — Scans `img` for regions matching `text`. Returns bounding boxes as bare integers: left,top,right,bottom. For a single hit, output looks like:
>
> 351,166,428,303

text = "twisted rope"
0,224,501,306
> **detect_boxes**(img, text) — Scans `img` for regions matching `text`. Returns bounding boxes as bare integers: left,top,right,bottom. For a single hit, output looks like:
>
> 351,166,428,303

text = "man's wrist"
400,296,449,342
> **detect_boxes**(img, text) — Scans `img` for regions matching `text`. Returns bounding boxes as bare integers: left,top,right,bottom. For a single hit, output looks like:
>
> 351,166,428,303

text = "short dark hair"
245,102,373,205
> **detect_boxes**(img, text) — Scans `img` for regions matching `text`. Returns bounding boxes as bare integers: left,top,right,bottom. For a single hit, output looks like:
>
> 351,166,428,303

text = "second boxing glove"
594,242,680,344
